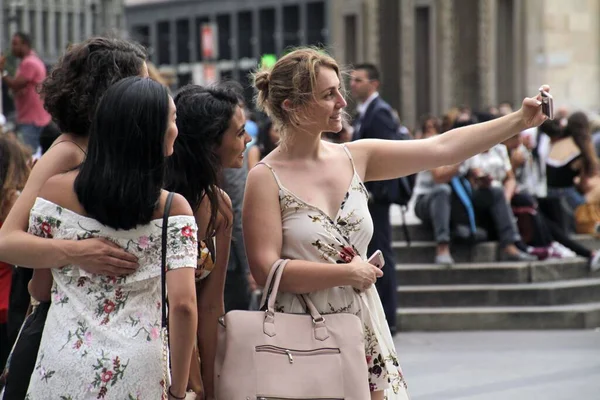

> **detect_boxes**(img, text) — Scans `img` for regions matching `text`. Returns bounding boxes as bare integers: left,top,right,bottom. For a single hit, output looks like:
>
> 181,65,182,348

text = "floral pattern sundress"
25,198,198,400
259,144,410,399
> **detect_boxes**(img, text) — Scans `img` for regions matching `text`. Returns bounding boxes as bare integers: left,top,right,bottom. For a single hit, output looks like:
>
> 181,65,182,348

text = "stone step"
393,240,498,263
397,302,600,331
392,223,600,250
393,223,436,242
397,277,600,308
392,235,600,264
395,258,591,285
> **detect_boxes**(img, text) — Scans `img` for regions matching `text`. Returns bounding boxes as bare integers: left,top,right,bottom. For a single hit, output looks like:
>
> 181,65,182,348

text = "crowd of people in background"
411,104,600,270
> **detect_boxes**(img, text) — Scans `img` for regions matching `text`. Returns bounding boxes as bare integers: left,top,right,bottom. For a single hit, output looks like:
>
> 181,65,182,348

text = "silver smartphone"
540,90,554,120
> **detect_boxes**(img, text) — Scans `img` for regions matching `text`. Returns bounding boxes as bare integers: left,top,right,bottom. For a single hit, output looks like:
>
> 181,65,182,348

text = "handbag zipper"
255,345,341,364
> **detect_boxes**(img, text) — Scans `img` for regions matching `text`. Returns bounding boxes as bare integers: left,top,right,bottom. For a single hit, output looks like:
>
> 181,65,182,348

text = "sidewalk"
395,330,600,400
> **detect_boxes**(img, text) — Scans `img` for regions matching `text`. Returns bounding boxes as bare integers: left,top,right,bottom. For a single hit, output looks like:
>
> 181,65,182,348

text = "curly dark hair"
41,37,146,137
165,84,240,238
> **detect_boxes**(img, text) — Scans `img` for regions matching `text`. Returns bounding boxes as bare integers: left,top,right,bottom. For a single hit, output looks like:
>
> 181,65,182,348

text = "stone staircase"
392,223,600,331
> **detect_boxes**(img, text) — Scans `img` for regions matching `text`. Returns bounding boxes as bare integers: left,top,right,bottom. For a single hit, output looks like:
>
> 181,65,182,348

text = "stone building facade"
123,0,600,128
125,0,329,104
1,0,125,65
329,0,600,128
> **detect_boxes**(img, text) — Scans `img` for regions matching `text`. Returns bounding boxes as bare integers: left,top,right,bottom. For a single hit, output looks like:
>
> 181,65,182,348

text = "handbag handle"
261,259,330,341
258,259,285,310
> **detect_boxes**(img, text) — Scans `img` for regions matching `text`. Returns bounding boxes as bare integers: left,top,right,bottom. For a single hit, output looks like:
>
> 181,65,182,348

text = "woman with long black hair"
25,77,198,399
165,83,251,400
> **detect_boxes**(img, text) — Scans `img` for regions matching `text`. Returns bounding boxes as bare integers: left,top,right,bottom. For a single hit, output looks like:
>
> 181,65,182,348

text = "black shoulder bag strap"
161,191,175,329
160,192,175,398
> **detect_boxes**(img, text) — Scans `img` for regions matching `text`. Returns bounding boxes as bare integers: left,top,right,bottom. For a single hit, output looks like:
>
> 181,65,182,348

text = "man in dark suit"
350,64,399,334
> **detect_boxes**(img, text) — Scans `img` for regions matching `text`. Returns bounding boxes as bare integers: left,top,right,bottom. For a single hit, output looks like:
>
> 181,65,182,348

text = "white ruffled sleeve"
165,216,198,271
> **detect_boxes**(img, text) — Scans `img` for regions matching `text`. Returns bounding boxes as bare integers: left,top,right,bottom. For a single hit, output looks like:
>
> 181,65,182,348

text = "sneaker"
590,252,600,272
435,253,455,266
527,246,550,260
499,249,537,262
549,242,577,259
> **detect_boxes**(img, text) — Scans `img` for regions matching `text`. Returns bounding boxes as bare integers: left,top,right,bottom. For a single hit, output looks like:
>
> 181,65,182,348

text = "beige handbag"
214,259,370,400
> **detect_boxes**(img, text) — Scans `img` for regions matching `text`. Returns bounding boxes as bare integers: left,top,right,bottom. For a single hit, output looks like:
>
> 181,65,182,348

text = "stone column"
399,0,416,128
299,1,307,46
148,21,157,64
23,0,31,34
60,0,68,52
364,0,378,65
169,19,176,66
275,3,283,55
436,0,455,115
36,0,44,51
478,0,497,108
230,11,238,80
326,0,344,60
512,0,526,105
74,1,81,43
48,0,57,57
84,0,93,38
189,15,198,62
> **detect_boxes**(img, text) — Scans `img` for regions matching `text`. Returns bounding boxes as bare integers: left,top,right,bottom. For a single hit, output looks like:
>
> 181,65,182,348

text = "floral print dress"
25,198,198,400
259,145,410,399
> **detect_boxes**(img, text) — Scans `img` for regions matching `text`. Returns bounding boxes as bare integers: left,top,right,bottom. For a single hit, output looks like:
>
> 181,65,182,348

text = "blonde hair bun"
254,70,270,93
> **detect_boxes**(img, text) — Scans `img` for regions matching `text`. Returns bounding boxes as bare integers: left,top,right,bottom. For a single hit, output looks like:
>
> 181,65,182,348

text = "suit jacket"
352,95,400,203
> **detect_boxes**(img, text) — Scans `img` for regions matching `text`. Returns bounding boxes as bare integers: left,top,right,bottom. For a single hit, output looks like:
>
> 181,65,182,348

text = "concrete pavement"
395,330,600,400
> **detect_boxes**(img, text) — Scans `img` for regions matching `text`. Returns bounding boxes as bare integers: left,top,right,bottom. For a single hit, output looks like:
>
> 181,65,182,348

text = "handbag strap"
258,259,285,310
161,192,175,329
260,259,324,322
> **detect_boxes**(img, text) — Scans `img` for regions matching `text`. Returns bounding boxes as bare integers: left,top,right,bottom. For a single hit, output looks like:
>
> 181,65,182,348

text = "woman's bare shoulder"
37,171,81,214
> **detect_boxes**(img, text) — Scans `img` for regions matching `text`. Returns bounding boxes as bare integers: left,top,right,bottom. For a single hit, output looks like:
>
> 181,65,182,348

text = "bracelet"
167,386,186,399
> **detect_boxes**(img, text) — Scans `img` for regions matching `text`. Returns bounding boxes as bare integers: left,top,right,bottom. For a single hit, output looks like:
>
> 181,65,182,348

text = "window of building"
16,9,23,31
157,20,171,65
176,18,190,63
67,12,74,44
306,1,326,47
496,0,515,106
178,72,193,88
55,11,62,51
80,12,86,40
221,69,233,81
42,11,49,52
217,14,231,60
238,68,255,107
454,0,480,108
415,5,432,118
91,3,97,34
378,0,401,112
283,5,300,51
29,10,36,45
259,8,276,55
132,24,150,50
237,11,253,59
344,15,357,65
